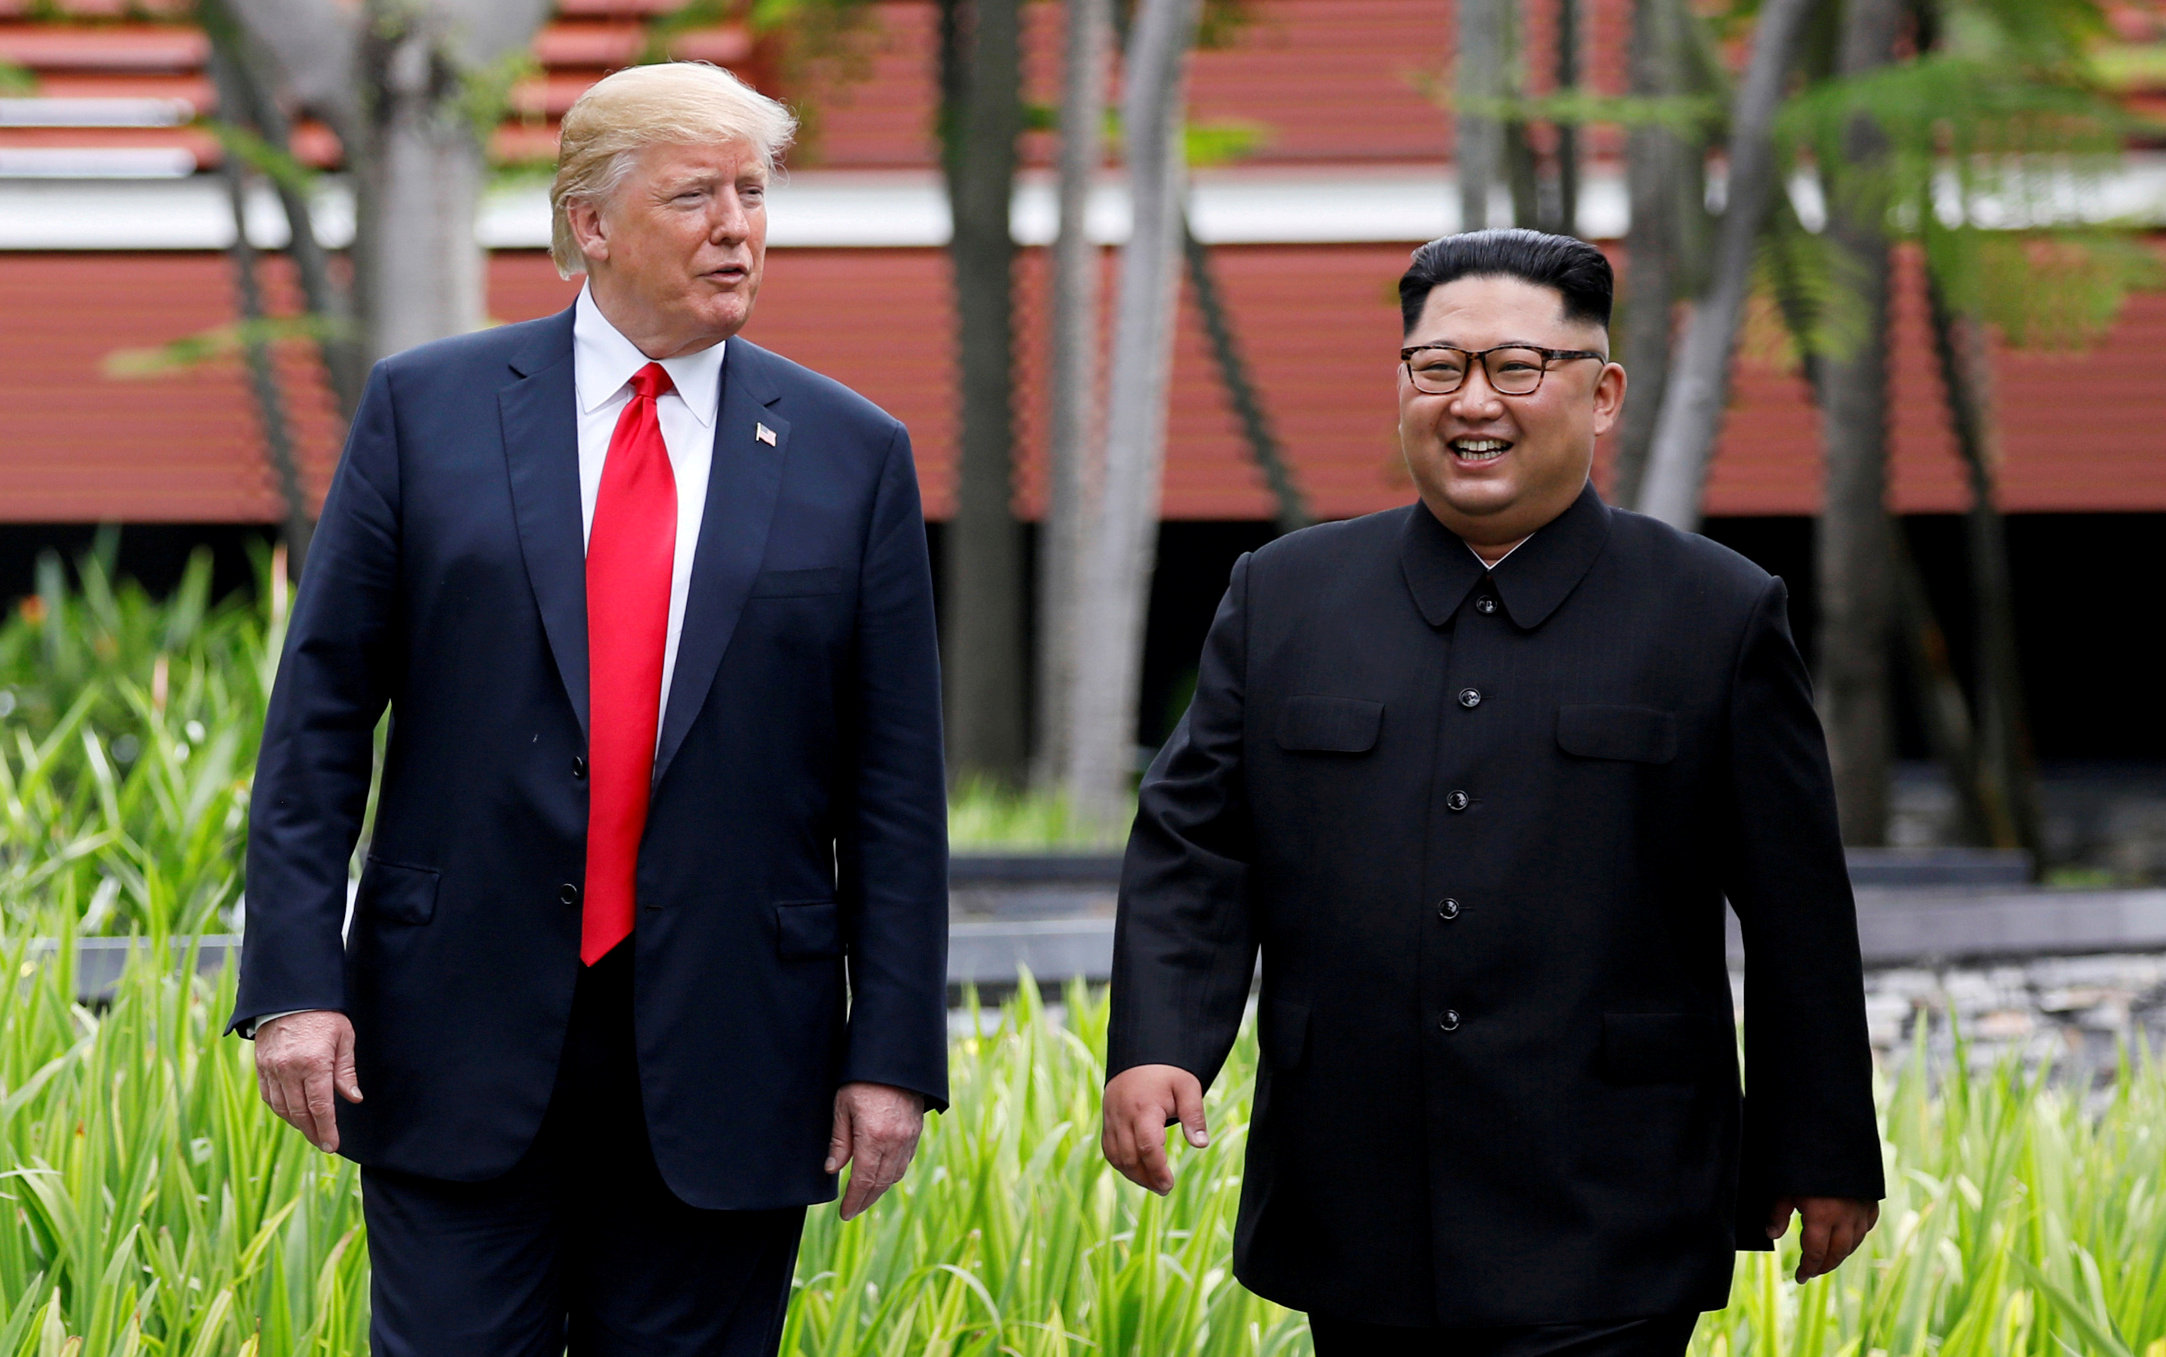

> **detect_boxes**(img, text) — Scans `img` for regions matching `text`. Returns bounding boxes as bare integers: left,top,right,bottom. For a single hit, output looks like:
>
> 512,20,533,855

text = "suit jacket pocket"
1276,696,1384,754
1261,998,1311,1070
1556,704,1678,763
749,566,850,598
775,899,844,960
1601,1012,1726,1084
359,857,439,925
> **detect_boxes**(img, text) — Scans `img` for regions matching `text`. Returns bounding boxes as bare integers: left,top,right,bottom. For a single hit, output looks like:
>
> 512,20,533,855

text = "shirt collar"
573,283,726,428
1400,481,1613,629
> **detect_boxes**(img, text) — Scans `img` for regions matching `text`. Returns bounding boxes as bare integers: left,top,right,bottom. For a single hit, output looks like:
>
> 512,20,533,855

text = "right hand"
1101,1063,1209,1194
254,1010,364,1153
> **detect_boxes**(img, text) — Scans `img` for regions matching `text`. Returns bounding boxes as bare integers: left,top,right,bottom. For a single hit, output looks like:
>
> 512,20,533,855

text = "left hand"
826,1081,927,1221
1767,1195,1879,1283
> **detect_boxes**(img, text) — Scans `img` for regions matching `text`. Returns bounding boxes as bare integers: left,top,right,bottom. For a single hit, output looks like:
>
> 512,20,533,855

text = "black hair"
1398,228,1614,337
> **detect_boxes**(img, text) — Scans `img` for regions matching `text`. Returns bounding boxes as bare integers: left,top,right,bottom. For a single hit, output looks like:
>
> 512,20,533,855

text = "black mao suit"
1109,483,1884,1329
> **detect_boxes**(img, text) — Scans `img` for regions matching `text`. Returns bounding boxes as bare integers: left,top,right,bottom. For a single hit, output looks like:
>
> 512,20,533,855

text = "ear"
566,197,610,266
1589,361,1627,438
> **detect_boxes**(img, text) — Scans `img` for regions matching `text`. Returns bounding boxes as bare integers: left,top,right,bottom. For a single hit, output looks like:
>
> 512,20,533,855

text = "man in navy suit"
232,62,949,1355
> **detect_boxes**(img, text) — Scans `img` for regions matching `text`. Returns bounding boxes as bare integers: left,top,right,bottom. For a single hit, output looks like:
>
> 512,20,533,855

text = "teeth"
1453,439,1510,459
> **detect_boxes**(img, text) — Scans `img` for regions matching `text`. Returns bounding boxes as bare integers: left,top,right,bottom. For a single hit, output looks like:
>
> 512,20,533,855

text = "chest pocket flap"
1557,703,1678,763
1277,695,1384,754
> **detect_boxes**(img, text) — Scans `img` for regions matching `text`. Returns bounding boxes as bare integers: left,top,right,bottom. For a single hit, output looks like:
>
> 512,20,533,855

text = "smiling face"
566,137,769,359
1397,274,1625,556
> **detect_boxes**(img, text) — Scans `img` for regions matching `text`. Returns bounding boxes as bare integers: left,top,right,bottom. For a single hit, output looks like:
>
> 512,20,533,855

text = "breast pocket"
749,566,850,598
1556,703,1678,764
1276,695,1384,754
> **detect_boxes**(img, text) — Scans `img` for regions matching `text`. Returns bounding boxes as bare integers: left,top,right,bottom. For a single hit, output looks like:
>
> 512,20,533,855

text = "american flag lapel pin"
755,422,777,446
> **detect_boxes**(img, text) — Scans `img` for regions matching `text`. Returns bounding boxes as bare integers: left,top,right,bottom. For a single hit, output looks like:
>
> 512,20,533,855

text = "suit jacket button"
572,756,587,779
1439,1009,1462,1031
1474,595,1498,615
559,882,580,906
1438,897,1462,920
1458,687,1482,708
1445,789,1470,812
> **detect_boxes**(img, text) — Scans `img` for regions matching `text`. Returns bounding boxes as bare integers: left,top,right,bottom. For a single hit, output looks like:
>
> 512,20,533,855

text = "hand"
1101,1063,1209,1195
254,1010,363,1153
1767,1195,1879,1283
826,1081,927,1221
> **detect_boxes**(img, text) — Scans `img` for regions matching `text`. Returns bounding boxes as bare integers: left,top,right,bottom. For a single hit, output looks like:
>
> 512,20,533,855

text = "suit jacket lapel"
652,340,789,788
499,307,590,738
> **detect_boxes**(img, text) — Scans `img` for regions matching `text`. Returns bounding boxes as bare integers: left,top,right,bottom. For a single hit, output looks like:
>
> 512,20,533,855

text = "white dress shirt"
573,282,724,718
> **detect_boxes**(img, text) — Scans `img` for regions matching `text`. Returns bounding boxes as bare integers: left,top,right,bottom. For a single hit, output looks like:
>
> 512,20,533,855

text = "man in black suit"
235,63,948,1355
1101,230,1883,1356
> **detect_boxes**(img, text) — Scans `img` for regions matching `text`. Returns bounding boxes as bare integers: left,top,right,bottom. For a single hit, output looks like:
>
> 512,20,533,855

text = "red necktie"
582,362,678,965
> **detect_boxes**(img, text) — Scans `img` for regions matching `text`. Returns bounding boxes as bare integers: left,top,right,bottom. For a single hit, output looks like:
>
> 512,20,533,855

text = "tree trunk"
1611,0,1690,505
940,0,1028,786
225,0,549,369
1634,0,1819,529
1925,275,2044,862
1813,0,1902,847
1550,0,1581,235
213,49,313,574
1183,221,1308,535
1033,0,1110,792
200,0,364,422
354,19,487,363
1063,0,1202,827
1456,0,1508,231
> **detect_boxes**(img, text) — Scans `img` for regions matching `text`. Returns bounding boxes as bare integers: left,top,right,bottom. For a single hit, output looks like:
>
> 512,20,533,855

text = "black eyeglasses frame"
1398,344,1607,397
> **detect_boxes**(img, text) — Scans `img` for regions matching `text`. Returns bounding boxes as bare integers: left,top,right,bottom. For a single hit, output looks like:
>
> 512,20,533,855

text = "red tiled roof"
5,244,2163,524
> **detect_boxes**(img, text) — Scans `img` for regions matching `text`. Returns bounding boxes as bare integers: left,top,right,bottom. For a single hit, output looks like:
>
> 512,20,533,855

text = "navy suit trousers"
361,944,805,1356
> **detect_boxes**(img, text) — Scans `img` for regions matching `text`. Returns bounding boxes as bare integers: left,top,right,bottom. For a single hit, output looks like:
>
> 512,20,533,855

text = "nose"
1447,363,1506,419
708,188,752,244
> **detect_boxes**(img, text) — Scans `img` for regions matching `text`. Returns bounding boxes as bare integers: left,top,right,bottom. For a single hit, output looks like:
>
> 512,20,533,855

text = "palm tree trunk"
1925,276,2043,861
1456,0,1508,231
1813,0,1903,847
1034,0,1110,791
1611,0,1690,505
212,51,312,573
1635,0,1820,528
1063,0,1202,827
941,0,1028,785
1182,221,1308,535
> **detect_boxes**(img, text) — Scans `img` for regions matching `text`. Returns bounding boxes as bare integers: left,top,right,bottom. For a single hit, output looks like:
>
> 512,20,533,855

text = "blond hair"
549,62,798,278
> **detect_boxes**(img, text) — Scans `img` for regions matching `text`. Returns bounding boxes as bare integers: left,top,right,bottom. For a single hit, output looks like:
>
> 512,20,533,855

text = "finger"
1828,1218,1865,1272
1766,1195,1796,1239
840,1155,879,1221
1795,1212,1834,1283
1103,1100,1136,1176
826,1101,853,1176
334,1026,363,1103
302,1065,340,1153
264,1072,293,1126
1174,1079,1210,1149
1131,1107,1172,1194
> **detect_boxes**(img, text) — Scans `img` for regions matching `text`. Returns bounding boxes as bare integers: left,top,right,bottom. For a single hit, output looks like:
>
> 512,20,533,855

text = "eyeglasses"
1400,344,1606,396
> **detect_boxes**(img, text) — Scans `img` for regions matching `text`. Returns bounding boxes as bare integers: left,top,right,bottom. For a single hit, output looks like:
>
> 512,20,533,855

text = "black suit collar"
1400,480,1611,629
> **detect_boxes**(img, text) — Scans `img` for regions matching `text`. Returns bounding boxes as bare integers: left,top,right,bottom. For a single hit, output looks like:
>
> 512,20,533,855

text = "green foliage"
0,541,279,937
2,945,2166,1352
102,316,350,380
1773,0,2160,358
949,779,1127,852
0,63,35,96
